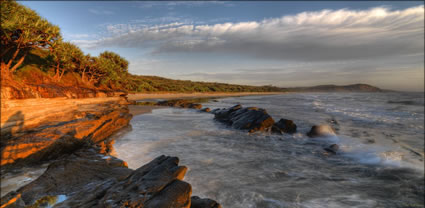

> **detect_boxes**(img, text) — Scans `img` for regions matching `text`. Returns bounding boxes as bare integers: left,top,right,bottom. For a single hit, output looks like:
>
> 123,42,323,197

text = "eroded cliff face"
1,94,132,167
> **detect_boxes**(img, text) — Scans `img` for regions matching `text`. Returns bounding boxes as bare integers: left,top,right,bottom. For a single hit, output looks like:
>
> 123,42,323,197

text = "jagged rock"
272,118,297,134
324,144,339,154
213,105,275,133
201,108,211,112
307,125,336,138
191,196,222,208
0,148,220,208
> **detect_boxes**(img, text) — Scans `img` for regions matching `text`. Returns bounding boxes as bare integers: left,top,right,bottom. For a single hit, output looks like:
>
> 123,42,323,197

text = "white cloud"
135,1,234,9
88,9,114,15
80,5,423,62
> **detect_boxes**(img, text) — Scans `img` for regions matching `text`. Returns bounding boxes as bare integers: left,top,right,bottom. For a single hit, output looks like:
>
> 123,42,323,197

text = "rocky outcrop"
272,118,297,134
1,96,132,167
157,99,203,109
0,147,221,208
307,125,336,138
213,105,275,133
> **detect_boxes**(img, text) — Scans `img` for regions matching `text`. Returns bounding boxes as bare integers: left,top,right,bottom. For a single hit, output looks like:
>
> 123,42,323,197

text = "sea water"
114,92,424,208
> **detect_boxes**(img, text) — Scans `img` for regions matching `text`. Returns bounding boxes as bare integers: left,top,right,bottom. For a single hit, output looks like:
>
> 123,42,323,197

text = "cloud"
88,9,114,15
135,1,233,9
79,5,424,62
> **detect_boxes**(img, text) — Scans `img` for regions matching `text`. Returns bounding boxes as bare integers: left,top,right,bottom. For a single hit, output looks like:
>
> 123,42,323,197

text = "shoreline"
128,105,166,116
127,92,283,101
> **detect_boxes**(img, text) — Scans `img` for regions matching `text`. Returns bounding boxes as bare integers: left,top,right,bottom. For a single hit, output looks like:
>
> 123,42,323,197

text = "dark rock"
307,125,336,138
1,148,221,208
272,119,297,134
201,108,211,112
324,144,339,154
213,105,275,133
191,196,222,208
157,99,203,109
210,108,220,114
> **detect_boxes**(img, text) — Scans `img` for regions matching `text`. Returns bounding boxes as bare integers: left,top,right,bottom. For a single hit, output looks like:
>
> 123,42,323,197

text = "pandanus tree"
84,56,106,84
50,40,83,81
1,1,60,76
97,51,129,87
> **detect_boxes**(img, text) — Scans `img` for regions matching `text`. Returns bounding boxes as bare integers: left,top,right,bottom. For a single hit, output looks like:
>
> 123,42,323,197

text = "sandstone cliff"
1,85,132,168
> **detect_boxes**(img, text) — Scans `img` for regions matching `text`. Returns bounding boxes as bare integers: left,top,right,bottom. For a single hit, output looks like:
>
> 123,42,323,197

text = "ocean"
113,92,424,208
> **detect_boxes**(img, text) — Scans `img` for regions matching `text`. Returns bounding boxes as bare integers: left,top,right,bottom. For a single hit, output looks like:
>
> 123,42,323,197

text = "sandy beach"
127,92,283,101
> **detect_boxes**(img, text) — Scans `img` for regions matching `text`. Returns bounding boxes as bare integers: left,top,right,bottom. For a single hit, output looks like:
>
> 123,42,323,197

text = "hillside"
282,84,384,92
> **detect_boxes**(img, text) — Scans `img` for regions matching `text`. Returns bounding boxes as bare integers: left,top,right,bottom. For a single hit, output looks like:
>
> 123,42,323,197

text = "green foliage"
1,0,60,73
49,40,84,80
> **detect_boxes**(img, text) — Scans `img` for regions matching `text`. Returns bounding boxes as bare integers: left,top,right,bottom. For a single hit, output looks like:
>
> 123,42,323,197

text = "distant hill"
281,84,385,92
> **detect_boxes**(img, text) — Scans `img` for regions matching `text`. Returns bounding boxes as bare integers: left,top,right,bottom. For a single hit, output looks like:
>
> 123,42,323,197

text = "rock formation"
272,118,297,134
157,99,203,109
213,105,275,133
0,147,221,208
1,96,132,168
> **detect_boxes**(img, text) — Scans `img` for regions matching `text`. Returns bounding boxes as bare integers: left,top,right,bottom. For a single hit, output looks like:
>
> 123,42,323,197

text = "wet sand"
127,92,283,101
128,105,166,116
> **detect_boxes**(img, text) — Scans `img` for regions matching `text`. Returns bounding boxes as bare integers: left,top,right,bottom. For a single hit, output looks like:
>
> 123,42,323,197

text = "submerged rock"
307,125,336,138
324,144,339,154
272,118,297,134
201,108,211,112
157,99,203,109
213,105,275,133
0,147,221,208
191,196,222,208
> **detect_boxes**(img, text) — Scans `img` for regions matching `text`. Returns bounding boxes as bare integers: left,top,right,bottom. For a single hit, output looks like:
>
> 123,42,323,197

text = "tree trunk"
82,67,87,82
54,62,60,79
59,68,65,81
6,47,20,70
9,51,27,73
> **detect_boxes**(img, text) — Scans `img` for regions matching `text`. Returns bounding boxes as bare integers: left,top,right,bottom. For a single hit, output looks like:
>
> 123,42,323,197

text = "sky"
21,1,424,91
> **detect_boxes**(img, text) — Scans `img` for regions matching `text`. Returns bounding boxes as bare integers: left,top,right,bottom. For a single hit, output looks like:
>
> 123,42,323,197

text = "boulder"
324,144,339,154
272,119,297,134
0,148,221,208
213,105,275,133
307,125,336,138
191,196,222,208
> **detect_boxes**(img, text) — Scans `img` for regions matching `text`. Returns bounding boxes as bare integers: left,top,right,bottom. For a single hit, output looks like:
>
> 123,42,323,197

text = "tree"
96,51,129,88
85,56,106,84
1,1,60,77
49,40,83,81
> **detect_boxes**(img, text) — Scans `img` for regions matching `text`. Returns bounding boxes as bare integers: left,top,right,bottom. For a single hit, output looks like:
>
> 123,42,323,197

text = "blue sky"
22,1,424,91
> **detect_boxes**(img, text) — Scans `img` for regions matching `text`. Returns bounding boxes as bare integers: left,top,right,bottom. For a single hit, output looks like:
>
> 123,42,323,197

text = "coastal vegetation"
1,1,281,93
